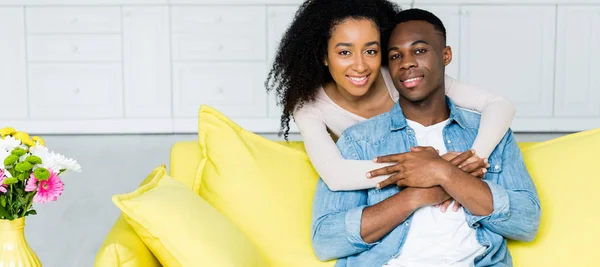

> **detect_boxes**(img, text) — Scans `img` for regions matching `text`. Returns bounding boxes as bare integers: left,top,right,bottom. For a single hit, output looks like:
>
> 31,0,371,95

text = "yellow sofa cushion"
112,165,267,267
507,128,600,266
195,105,334,267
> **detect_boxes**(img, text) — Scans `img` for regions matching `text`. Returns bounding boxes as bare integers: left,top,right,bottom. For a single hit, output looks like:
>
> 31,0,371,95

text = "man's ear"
443,46,452,66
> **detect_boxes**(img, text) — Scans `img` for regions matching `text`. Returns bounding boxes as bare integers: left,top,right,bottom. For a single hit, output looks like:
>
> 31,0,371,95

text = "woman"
265,0,515,211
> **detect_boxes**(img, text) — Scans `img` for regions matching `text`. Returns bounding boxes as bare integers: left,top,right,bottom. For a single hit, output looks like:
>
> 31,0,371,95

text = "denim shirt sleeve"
311,133,376,261
465,130,542,242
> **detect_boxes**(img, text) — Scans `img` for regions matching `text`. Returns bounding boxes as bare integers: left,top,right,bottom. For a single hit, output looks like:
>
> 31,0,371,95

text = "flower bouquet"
0,127,81,220
0,127,81,266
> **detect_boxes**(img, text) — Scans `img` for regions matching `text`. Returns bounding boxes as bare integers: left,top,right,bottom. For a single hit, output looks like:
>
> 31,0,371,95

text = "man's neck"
399,87,449,127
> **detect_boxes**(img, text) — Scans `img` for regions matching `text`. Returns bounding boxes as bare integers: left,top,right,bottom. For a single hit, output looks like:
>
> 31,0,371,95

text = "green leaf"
0,196,5,207
24,210,37,216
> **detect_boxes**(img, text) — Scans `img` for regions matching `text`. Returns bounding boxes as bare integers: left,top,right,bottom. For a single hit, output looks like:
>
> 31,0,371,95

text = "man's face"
387,20,452,103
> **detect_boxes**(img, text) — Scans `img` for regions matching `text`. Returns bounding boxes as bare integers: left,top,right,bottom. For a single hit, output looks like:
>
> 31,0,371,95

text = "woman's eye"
339,51,351,56
365,50,378,55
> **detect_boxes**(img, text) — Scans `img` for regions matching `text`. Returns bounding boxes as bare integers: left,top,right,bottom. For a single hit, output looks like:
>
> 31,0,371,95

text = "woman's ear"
323,59,329,66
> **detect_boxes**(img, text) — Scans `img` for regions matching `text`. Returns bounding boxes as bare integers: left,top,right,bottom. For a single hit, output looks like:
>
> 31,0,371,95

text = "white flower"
0,136,21,151
49,152,81,172
0,149,9,169
29,145,81,172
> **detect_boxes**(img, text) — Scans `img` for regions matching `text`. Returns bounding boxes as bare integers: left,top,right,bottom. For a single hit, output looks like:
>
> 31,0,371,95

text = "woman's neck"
324,73,394,118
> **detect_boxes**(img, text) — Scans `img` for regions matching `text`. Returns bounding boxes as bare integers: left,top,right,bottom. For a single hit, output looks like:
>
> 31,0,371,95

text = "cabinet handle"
71,17,79,24
216,87,224,94
215,16,223,23
218,44,224,51
71,45,79,53
74,88,80,94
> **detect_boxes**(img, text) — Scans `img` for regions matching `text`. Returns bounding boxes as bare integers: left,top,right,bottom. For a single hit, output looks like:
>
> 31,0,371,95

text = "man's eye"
415,49,426,54
389,54,401,60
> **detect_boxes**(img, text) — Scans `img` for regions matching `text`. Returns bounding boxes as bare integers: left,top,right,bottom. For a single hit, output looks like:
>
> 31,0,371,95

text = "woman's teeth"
347,75,369,86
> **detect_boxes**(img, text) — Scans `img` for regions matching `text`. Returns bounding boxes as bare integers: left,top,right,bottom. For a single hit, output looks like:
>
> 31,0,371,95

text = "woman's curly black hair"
265,0,401,140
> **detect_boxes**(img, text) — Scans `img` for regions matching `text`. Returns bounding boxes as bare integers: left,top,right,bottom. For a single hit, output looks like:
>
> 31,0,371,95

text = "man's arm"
311,135,452,261
438,166,494,216
463,130,541,242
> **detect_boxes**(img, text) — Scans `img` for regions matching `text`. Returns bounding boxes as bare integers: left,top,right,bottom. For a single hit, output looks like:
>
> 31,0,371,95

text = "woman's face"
325,18,382,97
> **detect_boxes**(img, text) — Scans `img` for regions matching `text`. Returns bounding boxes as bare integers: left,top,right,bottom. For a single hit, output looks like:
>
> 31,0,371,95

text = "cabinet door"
266,6,299,118
0,8,27,119
172,62,267,118
123,6,171,118
412,5,461,78
459,6,556,117
28,63,123,119
554,6,600,117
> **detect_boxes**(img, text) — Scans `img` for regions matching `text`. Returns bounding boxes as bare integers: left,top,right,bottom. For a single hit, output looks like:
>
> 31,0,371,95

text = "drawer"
26,7,121,34
28,63,123,119
172,62,267,118
171,6,265,34
28,35,121,62
172,34,264,61
170,6,265,60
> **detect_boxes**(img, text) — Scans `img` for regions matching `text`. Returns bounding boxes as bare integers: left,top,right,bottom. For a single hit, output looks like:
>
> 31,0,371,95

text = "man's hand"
438,151,489,212
407,186,452,209
367,146,454,189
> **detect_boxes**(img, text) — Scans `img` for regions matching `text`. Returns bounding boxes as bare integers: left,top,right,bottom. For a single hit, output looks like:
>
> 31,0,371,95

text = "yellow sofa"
95,129,600,266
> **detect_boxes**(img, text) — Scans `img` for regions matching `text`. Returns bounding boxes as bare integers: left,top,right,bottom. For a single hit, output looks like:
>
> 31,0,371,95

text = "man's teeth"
404,77,422,82
348,76,367,81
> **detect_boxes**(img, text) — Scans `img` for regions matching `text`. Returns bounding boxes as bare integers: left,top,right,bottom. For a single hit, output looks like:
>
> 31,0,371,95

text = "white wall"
0,0,599,135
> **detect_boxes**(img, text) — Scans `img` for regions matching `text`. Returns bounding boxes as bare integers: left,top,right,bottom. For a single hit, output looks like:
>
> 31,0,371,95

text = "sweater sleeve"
293,106,394,191
444,75,517,158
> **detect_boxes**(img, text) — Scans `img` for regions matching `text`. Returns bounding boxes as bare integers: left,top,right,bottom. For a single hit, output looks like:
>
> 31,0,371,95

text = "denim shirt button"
404,222,409,226
446,139,452,144
407,129,413,134
494,165,500,170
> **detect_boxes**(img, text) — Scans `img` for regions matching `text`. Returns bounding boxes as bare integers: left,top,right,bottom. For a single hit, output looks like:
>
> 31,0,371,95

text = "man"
311,8,541,267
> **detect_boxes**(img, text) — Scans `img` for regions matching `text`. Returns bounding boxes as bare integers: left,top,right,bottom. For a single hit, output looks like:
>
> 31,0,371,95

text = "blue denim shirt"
311,98,541,267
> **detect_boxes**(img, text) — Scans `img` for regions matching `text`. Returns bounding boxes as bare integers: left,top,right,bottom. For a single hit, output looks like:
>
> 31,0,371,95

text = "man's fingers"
440,199,453,212
452,201,462,211
373,153,405,163
449,150,474,166
376,174,401,189
367,164,399,179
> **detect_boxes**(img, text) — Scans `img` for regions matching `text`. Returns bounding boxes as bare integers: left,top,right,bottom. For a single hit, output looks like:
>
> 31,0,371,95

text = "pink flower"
27,170,64,203
0,169,6,194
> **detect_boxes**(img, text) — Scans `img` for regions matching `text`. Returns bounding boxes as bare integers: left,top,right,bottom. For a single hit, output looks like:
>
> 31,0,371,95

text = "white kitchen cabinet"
172,62,267,118
26,7,121,34
554,6,600,117
411,5,461,79
27,35,121,62
0,8,28,119
123,6,172,118
459,6,556,117
28,63,123,119
170,6,266,61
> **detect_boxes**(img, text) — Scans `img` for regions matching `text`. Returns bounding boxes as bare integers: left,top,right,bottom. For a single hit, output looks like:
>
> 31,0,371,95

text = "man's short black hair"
389,8,447,44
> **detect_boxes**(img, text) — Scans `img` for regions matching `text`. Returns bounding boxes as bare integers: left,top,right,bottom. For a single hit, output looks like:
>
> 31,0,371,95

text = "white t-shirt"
383,119,486,267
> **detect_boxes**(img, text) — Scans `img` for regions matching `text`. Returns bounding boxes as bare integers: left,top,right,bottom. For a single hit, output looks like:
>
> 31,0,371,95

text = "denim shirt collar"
390,96,471,131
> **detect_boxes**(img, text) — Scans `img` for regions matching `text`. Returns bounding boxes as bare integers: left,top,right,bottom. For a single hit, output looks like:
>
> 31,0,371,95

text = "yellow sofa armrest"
94,215,160,267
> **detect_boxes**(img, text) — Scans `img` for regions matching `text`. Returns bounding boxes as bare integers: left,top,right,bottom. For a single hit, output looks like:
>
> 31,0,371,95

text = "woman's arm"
293,106,393,191
444,75,517,158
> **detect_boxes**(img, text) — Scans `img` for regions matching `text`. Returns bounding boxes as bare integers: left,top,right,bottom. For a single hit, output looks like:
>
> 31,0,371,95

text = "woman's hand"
437,150,489,212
